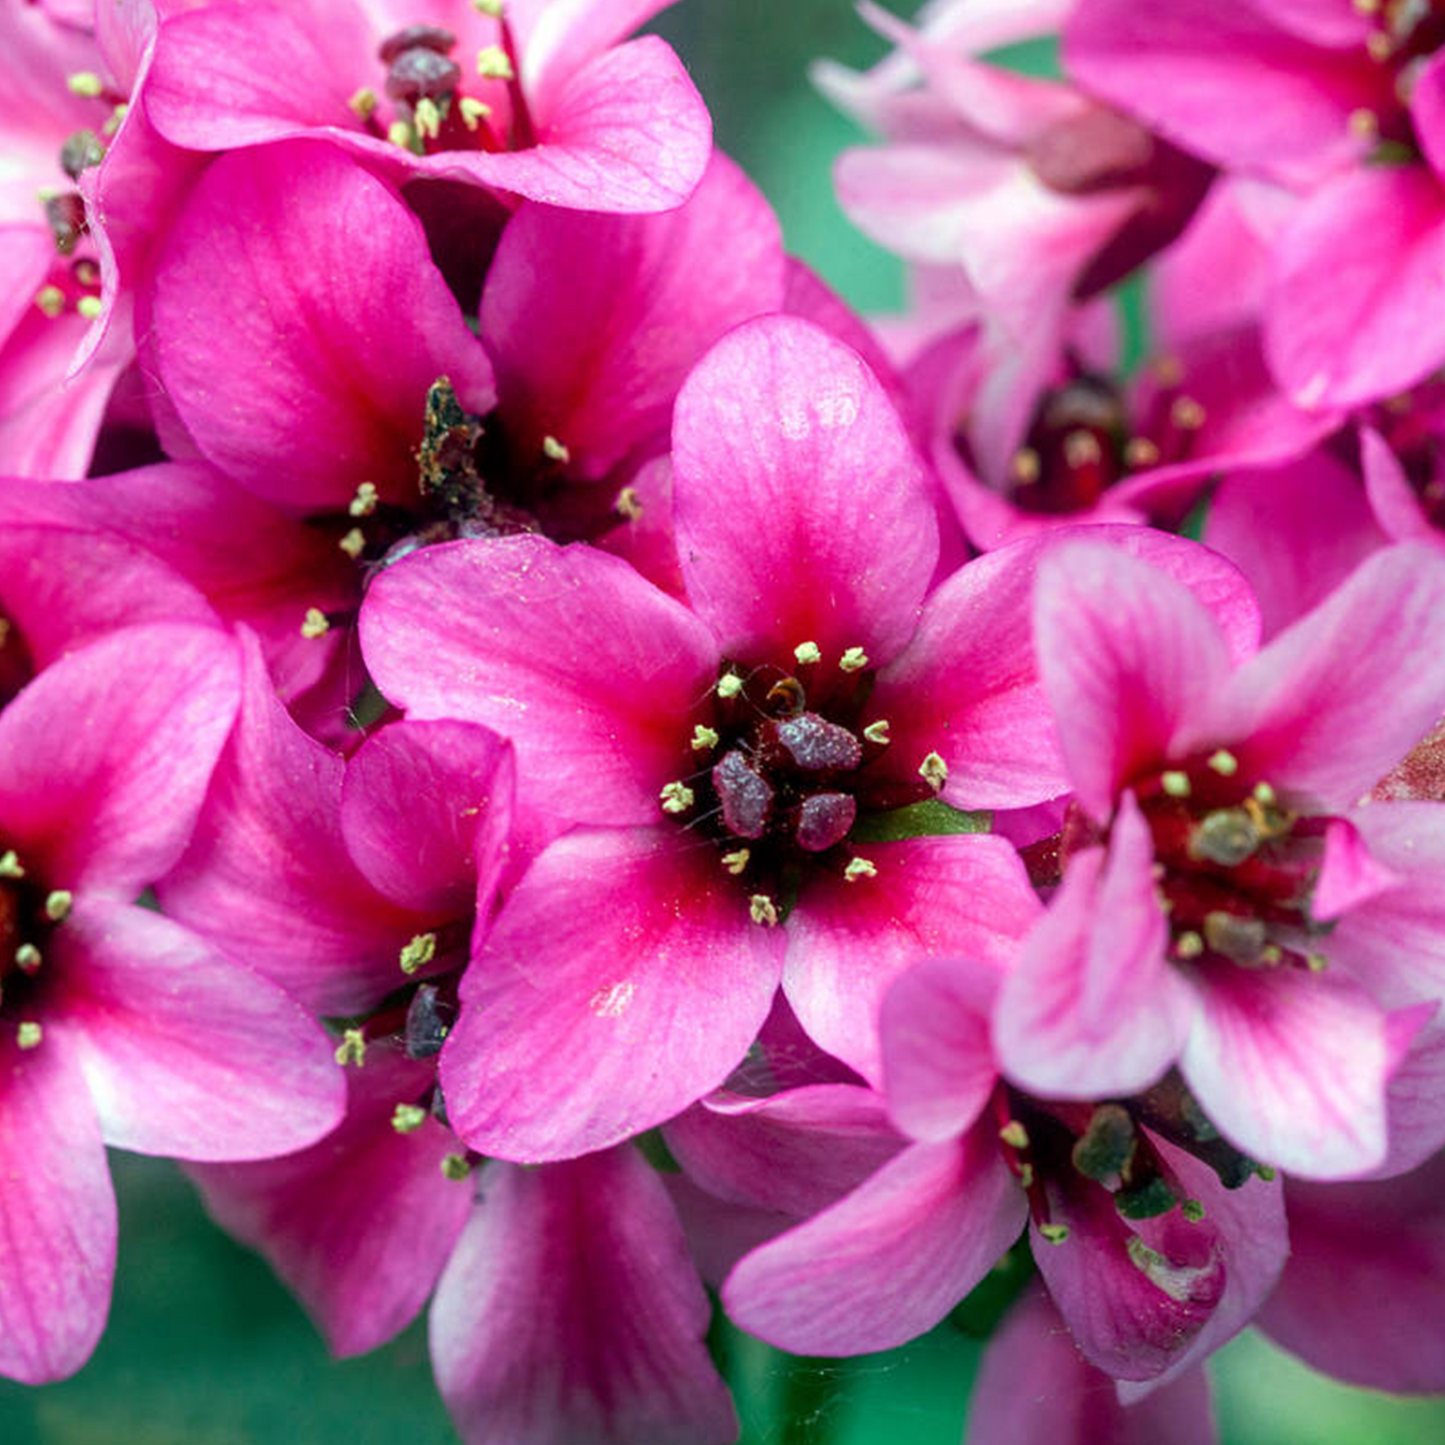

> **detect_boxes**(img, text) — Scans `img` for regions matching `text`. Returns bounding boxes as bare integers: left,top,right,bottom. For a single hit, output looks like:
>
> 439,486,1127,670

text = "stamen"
348,87,378,120
839,646,869,672
1181,1198,1206,1222
1154,355,1184,386
43,891,72,922
843,857,878,883
391,1102,428,1133
749,894,779,926
387,119,421,153
1125,437,1160,468
614,486,643,521
1191,808,1260,866
1306,952,1329,972
34,286,65,318
339,528,366,559
66,72,104,97
1170,396,1206,430
1203,911,1267,963
659,781,696,815
690,725,720,752
15,944,41,973
1175,931,1204,958
1348,107,1379,138
1160,770,1191,797
0,850,24,879
300,608,331,639
862,719,890,745
541,435,570,464
918,752,948,792
1010,448,1041,485
1206,749,1238,776
1252,781,1276,806
349,482,379,517
414,97,443,140
16,1021,43,1050
459,97,492,130
721,848,750,875
476,45,515,80
76,296,101,320
716,673,743,699
474,0,504,14
1063,429,1102,468
1038,1222,1070,1244
998,1120,1029,1149
440,1153,472,1180
102,103,127,136
334,1028,367,1066
793,641,822,666
399,932,437,975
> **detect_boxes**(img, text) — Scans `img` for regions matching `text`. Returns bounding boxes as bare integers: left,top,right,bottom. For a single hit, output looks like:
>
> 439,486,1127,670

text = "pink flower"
0,620,344,1383
144,0,711,213
995,540,1445,1177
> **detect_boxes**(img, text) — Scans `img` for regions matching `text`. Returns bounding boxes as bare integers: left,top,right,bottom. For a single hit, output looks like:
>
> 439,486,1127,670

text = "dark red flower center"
0,845,64,1040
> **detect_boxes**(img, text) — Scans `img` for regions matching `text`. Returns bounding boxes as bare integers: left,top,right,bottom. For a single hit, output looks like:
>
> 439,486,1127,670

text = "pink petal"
671,314,938,674
1035,1130,1286,1384
1259,1156,1445,1391
360,537,718,829
520,0,681,111
1033,541,1234,817
880,955,1001,1144
994,816,1193,1100
146,139,495,510
430,1147,736,1445
722,1130,1025,1355
480,151,784,479
47,899,344,1161
783,834,1040,1087
1412,51,1445,181
1192,543,1445,808
0,622,239,898
663,1084,904,1219
340,720,514,919
439,827,783,1161
1373,1021,1445,1179
966,1287,1217,1445
1180,964,1405,1178
1313,817,1404,921
1359,424,1437,543
189,1049,471,1357
1266,165,1445,409
0,1028,114,1384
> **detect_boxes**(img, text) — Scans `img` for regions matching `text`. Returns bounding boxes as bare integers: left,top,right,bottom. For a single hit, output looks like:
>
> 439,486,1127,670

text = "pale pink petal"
1373,1021,1445,1179
439,827,783,1161
189,1049,471,1357
360,537,718,828
1313,817,1404,921
671,315,938,674
47,899,344,1161
520,0,680,112
1259,1155,1445,1391
783,834,1039,1087
430,1147,736,1445
1359,424,1437,543
0,623,239,897
0,1028,114,1384
723,1130,1025,1355
1033,541,1234,817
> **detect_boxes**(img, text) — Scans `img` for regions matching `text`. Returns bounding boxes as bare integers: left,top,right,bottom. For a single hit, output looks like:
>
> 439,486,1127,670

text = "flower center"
0,845,68,1043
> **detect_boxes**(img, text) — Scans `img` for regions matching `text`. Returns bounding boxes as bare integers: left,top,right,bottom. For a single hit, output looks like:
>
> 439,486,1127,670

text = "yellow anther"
843,857,878,883
349,481,379,517
749,894,779,926
399,932,438,975
76,296,102,320
721,849,750,875
15,944,41,973
473,0,504,14
0,850,23,879
391,1102,429,1134
862,719,891,745
1353,0,1381,14
414,97,443,141
793,641,822,666
1018,1162,1036,1189
1259,944,1283,965
387,119,419,152
1252,781,1277,806
1307,952,1329,973
338,527,366,559
1181,1198,1206,1222
691,725,720,752
300,607,331,639
542,434,570,464
43,891,72,923
476,45,515,80
1349,107,1379,139
459,96,492,130
1125,437,1160,468
103,102,128,136
16,1022,43,1051
839,646,869,672
716,673,744,700
1170,395,1206,430
1207,749,1238,776
334,1028,366,1066
1009,447,1041,485
1175,931,1205,959
67,72,104,97
919,752,948,792
1368,31,1393,60
441,1153,473,1180
34,286,65,318
1257,1165,1278,1182
347,87,378,120
999,1120,1029,1149
1160,771,1191,798
614,486,643,521
1064,429,1102,468
659,781,695,815
1039,1222,1070,1244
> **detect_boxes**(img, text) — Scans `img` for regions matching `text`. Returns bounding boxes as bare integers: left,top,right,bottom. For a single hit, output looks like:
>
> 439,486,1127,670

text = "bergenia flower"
144,0,712,213
995,540,1445,1177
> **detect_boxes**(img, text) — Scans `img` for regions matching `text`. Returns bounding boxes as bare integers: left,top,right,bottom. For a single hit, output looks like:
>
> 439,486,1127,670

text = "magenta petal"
1035,1130,1286,1385
784,834,1040,1087
722,1130,1026,1355
341,719,514,919
966,1287,1218,1445
362,537,718,828
1180,965,1403,1178
1359,425,1436,543
880,955,1001,1144
0,1028,114,1384
439,828,783,1161
0,622,239,897
430,1147,737,1445
1034,542,1234,817
1193,543,1445,808
1267,165,1445,408
664,1084,904,1220
672,314,938,673
48,899,343,1160
995,814,1192,1100
147,139,495,510
1313,817,1403,921
1258,1156,1445,1391
481,152,784,479
189,1050,471,1357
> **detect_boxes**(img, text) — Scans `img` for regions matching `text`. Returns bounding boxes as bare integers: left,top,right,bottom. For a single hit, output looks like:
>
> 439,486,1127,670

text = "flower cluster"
5,0,1445,1441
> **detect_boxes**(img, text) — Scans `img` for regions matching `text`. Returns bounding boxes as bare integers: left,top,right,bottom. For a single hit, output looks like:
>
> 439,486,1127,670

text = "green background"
5,2,1443,1440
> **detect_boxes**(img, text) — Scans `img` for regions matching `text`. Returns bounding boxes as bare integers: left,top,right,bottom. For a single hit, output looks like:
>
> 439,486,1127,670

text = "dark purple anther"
405,983,457,1059
714,749,774,839
59,129,105,181
776,712,863,773
385,46,462,103
795,792,856,853
44,192,87,255
378,24,457,62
